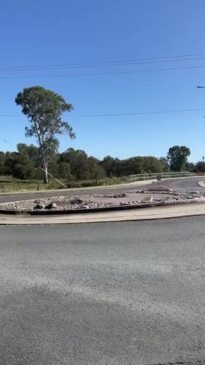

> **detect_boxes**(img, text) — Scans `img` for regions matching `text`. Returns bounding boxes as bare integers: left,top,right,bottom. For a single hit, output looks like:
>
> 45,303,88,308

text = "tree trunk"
43,165,48,184
40,144,48,184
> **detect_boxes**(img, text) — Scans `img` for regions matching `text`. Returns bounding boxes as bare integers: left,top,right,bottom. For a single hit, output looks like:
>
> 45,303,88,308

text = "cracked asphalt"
0,217,205,364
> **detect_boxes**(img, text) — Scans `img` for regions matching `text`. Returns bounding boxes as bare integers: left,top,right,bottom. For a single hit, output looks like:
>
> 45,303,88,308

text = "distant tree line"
0,144,168,181
0,143,203,182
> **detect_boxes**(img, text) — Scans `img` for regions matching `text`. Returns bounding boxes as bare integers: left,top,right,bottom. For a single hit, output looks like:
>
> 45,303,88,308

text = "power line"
1,63,205,80
1,107,205,118
0,52,205,73
0,53,205,72
79,108,205,117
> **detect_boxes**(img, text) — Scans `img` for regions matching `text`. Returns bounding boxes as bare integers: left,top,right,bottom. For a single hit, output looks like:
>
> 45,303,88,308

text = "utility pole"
197,87,205,165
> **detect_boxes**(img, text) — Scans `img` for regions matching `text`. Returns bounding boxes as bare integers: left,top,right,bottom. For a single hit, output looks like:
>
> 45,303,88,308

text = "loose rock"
34,203,45,210
82,205,89,209
70,198,83,205
45,202,57,210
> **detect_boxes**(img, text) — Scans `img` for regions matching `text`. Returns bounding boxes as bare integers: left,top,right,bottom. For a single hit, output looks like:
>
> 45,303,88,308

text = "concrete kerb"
0,201,205,225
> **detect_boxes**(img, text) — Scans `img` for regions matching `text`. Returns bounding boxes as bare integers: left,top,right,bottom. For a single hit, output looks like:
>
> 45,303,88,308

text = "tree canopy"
15,86,75,183
167,145,191,171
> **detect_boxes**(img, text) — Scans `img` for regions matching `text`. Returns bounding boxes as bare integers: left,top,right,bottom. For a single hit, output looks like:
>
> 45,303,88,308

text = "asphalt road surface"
0,177,204,205
160,176,205,192
1,218,205,364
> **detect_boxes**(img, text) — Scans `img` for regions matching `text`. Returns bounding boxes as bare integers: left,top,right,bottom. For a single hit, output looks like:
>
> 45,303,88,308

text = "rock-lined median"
1,188,205,214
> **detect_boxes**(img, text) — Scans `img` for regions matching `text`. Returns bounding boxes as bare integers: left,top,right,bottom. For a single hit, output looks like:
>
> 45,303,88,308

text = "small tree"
167,145,191,171
195,161,205,173
159,157,170,172
15,86,75,183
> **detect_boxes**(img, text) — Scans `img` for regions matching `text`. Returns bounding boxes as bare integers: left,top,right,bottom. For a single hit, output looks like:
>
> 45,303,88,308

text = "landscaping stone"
142,196,154,203
34,203,45,210
70,198,83,205
113,193,127,198
45,202,58,210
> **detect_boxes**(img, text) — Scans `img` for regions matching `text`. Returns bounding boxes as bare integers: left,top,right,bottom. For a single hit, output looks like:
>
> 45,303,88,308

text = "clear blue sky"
0,0,205,161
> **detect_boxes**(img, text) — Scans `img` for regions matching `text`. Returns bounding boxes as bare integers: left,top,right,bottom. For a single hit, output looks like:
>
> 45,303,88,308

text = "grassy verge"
0,172,199,193
0,177,128,192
